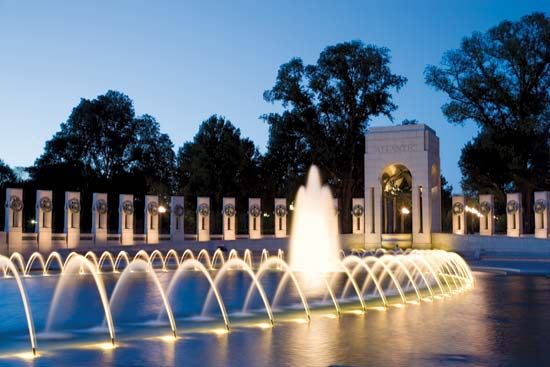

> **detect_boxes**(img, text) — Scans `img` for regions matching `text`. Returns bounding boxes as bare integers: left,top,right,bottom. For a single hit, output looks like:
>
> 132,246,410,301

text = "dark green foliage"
176,115,261,200
29,91,176,195
0,159,16,188
440,175,453,232
425,13,550,231
262,40,406,231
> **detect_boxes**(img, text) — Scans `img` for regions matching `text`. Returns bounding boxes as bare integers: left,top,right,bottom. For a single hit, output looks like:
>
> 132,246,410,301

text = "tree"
0,159,16,188
263,40,406,231
440,175,454,232
176,115,261,201
261,112,309,198
127,114,176,195
401,118,418,125
425,13,550,231
30,91,175,194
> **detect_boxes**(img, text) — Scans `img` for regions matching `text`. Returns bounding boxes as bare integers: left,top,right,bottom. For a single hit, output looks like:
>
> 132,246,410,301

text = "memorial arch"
364,124,441,249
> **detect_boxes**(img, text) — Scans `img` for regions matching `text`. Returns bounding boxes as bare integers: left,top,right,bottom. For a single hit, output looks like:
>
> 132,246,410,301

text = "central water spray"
288,166,341,291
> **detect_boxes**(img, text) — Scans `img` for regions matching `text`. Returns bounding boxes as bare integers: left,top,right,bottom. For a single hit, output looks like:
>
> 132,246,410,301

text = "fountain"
288,166,342,292
0,246,473,358
0,167,475,359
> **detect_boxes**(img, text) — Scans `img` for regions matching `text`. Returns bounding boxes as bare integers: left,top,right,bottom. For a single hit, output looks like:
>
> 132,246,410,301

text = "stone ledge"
431,232,550,257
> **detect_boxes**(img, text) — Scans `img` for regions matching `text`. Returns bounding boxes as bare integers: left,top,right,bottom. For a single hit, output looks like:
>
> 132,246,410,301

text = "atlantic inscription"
375,144,418,154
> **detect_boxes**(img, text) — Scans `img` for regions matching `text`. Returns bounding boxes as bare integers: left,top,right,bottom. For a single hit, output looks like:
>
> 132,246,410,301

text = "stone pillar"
248,198,262,240
274,198,287,238
534,191,549,239
421,185,432,243
144,195,159,244
452,195,466,235
365,185,382,248
36,190,53,250
64,191,81,248
118,194,134,245
197,197,210,242
506,192,523,237
479,194,494,236
170,196,185,242
222,197,236,240
5,188,23,247
410,183,432,246
351,198,365,234
92,193,108,244
411,182,432,248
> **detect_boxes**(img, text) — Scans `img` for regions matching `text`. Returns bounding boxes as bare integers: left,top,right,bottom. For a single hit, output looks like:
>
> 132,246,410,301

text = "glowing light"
158,206,167,214
290,318,308,324
96,342,116,350
212,328,229,336
369,306,387,312
349,310,365,315
465,205,483,218
14,352,38,360
323,313,338,319
392,303,405,308
158,335,177,342
401,207,410,215
256,322,272,330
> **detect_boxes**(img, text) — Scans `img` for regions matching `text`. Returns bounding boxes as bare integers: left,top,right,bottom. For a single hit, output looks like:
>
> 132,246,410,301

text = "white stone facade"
506,192,523,237
119,194,134,245
197,197,210,242
4,188,23,246
64,191,81,248
351,198,365,235
92,193,108,244
170,196,185,242
479,194,494,236
534,191,549,239
274,198,287,238
364,124,441,248
36,190,53,251
452,196,466,235
222,197,236,240
248,198,262,240
144,195,159,244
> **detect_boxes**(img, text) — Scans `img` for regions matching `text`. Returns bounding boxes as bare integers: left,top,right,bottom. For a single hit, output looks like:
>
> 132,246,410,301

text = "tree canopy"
176,115,261,202
262,40,406,230
0,159,16,188
30,90,175,194
425,12,550,229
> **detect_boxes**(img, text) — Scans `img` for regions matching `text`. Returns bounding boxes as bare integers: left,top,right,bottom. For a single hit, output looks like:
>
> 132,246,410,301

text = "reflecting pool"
0,260,548,366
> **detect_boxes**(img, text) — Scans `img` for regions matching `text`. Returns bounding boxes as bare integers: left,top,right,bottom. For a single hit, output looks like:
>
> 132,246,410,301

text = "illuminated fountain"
288,165,341,291
0,247,473,358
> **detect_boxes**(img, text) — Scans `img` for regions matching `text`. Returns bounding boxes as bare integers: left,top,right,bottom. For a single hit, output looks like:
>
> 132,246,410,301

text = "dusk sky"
1,0,548,191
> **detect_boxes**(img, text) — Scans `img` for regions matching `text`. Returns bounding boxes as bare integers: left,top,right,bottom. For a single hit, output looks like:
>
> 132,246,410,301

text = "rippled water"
0,271,549,366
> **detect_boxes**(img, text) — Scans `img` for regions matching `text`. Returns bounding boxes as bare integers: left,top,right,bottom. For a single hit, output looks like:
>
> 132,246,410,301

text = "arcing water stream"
0,166,474,359
0,247,473,358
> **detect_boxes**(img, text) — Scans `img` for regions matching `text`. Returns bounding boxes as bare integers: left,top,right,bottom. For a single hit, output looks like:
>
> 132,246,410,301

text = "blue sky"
0,0,548,192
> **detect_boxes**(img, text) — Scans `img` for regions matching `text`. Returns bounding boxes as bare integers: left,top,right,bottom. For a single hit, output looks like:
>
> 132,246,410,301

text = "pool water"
0,269,548,366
